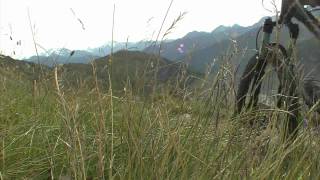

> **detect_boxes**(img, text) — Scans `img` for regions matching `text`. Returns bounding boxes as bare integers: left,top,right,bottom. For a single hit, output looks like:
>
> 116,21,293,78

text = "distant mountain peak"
184,31,210,39
212,25,229,33
232,24,244,28
212,24,246,34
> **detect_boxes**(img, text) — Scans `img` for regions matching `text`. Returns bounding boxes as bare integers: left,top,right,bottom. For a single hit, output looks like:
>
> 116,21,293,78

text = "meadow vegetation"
1,48,320,179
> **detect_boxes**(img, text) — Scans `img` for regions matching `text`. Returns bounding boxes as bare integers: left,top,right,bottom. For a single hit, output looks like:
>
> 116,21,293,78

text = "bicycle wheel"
235,43,299,135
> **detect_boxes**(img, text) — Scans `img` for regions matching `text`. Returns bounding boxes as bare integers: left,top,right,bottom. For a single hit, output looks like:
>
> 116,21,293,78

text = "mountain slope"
0,54,49,81
144,24,253,61
2,50,197,96
58,50,196,93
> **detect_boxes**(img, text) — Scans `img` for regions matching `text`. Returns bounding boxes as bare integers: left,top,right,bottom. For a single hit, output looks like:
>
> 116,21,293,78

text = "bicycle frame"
280,1,320,39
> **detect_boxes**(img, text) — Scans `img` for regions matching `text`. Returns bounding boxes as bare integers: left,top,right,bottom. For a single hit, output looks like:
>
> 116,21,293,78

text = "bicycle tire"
235,43,299,136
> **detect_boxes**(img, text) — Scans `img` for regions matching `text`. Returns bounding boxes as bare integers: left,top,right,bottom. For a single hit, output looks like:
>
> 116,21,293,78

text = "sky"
0,0,282,59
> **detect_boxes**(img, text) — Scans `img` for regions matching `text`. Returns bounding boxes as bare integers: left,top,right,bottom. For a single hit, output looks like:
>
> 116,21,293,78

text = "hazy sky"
0,0,281,58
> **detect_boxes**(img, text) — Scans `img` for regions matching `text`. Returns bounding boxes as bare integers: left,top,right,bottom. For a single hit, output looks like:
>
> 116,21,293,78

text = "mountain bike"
235,6,320,138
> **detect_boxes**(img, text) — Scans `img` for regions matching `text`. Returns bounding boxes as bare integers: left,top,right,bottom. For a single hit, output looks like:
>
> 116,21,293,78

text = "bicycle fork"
252,18,300,138
248,18,274,109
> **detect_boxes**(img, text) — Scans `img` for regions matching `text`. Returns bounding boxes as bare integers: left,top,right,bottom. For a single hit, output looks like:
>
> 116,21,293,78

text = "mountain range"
23,16,320,79
25,41,151,66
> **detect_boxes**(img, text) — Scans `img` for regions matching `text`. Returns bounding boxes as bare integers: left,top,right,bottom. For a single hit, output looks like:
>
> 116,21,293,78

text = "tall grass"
1,46,320,179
